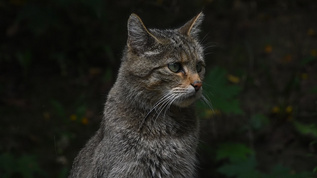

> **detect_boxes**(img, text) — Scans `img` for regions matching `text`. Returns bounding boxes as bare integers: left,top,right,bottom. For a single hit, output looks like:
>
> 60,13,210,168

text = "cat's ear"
179,12,204,38
127,13,161,52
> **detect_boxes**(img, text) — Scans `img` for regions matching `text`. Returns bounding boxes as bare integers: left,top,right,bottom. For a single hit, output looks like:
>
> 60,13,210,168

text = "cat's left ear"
179,12,204,38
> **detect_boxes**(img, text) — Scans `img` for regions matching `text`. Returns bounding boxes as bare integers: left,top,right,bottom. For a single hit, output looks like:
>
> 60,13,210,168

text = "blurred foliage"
0,153,46,178
204,67,244,115
1,0,117,77
216,143,254,162
216,143,313,178
1,0,317,177
294,122,317,138
249,114,270,131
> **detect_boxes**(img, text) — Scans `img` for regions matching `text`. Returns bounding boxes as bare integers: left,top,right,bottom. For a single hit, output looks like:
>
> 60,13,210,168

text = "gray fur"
69,12,205,178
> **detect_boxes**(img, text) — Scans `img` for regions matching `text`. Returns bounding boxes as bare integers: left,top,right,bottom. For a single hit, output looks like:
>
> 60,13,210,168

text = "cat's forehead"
148,29,203,56
137,28,204,65
151,29,194,45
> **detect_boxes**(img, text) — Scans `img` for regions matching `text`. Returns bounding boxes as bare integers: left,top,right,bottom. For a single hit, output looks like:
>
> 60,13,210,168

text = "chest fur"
107,129,198,178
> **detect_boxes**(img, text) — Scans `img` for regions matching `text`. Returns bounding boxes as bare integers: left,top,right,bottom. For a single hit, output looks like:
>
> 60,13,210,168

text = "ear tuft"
179,12,204,38
127,14,160,53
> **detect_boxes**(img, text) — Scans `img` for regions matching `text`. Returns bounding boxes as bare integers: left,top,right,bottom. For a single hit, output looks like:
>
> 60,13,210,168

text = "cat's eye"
196,62,203,73
168,62,182,73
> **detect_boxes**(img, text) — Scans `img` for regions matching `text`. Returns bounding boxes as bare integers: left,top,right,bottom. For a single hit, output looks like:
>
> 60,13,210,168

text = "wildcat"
69,12,206,178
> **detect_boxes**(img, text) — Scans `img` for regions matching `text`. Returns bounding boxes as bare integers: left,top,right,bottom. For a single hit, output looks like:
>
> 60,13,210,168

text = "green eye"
196,62,203,73
168,62,182,73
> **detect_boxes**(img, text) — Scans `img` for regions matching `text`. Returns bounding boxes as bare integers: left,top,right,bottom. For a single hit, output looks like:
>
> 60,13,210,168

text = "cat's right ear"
179,12,204,38
127,14,161,53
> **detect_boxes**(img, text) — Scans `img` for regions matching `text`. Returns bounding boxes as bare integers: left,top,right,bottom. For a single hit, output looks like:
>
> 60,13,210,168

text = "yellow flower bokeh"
311,49,317,57
204,109,221,118
285,106,293,113
307,28,315,36
70,114,77,121
265,45,272,54
81,117,89,125
272,106,280,114
301,73,308,80
227,74,240,84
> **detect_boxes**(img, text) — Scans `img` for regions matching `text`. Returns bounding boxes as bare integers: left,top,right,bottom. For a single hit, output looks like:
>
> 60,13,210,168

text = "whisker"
155,95,174,116
203,45,215,51
203,42,217,50
138,93,173,131
201,95,213,111
153,94,177,123
163,96,178,118
154,95,174,114
202,91,212,102
149,93,172,112
202,83,212,87
200,33,210,44
202,82,216,96
204,52,214,56
203,42,218,58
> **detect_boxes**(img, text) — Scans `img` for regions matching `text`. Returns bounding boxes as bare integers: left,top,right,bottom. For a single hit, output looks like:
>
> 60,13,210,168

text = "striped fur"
69,12,205,178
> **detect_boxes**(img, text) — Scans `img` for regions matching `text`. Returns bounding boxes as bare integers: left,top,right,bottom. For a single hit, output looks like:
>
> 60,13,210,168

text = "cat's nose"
191,81,202,91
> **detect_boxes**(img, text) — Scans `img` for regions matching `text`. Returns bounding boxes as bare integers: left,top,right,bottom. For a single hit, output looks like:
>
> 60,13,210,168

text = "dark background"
1,0,317,177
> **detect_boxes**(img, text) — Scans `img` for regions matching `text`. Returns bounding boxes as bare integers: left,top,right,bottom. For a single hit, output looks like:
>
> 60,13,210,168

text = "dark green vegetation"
1,0,317,177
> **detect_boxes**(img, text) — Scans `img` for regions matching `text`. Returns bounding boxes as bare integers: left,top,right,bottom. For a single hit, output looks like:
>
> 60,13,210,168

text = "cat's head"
121,13,205,108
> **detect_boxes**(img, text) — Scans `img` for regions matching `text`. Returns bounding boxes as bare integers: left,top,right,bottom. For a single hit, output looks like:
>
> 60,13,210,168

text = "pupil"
174,63,179,70
197,64,201,72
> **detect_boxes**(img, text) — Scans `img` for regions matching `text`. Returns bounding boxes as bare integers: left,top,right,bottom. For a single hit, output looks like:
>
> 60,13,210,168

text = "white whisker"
153,94,177,124
154,96,174,114
200,32,210,44
163,96,178,118
138,93,174,131
146,93,171,115
155,95,175,116
201,95,213,111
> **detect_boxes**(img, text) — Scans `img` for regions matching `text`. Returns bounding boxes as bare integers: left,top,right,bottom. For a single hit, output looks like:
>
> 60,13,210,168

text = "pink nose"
191,81,202,91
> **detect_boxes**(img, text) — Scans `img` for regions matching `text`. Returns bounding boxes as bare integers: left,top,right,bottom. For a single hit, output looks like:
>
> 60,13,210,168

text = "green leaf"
58,167,69,178
301,56,316,66
0,153,46,178
204,67,243,115
250,114,270,130
16,50,32,75
267,164,312,178
216,143,254,162
50,100,65,118
18,4,59,34
76,105,87,118
217,156,263,178
217,156,313,178
310,86,317,94
104,45,115,63
267,164,292,178
17,155,41,178
293,121,317,138
0,153,15,178
103,68,113,83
